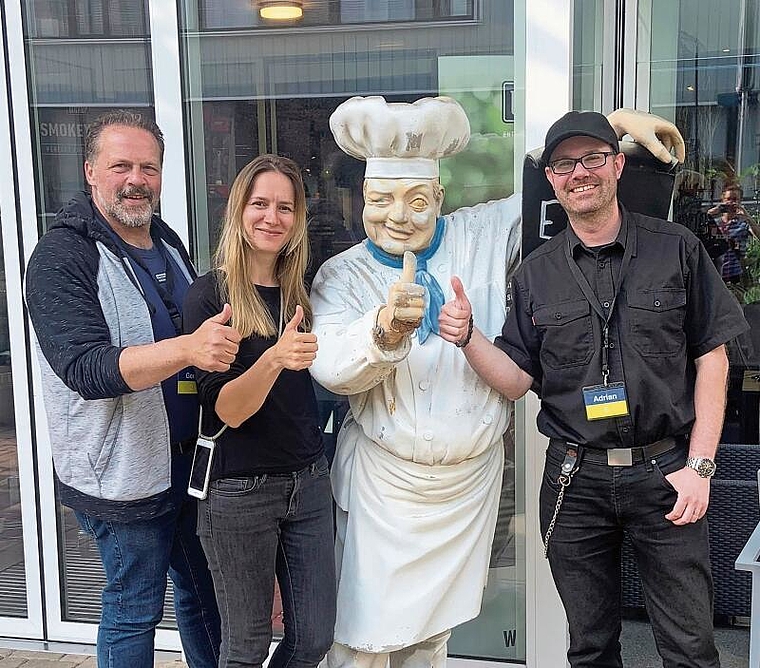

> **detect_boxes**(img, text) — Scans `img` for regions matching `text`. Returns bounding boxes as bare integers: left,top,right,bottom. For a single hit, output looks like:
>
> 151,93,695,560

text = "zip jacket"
25,192,197,517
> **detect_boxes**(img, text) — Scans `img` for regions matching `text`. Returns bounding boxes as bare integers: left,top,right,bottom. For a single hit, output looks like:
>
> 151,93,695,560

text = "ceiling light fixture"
257,0,303,20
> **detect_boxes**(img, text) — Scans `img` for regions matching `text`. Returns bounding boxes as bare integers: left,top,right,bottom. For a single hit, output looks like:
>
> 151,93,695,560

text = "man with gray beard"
25,110,242,668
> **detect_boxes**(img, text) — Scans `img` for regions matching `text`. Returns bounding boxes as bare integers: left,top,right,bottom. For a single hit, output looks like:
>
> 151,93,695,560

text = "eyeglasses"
548,151,616,175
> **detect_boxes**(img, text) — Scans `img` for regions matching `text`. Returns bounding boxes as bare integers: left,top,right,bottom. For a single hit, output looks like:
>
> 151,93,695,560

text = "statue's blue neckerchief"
364,218,446,344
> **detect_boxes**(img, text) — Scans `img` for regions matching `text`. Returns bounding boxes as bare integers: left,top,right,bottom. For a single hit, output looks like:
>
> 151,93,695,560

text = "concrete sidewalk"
0,647,187,667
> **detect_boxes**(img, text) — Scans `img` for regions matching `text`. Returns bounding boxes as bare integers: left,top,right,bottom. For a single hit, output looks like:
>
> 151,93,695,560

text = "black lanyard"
563,224,633,386
120,236,185,336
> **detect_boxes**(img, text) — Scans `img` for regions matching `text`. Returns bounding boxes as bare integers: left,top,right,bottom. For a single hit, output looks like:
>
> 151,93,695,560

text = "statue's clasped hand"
606,108,686,165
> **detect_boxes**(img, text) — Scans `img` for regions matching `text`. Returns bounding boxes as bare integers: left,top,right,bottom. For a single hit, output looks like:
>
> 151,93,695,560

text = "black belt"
550,436,682,466
172,438,196,456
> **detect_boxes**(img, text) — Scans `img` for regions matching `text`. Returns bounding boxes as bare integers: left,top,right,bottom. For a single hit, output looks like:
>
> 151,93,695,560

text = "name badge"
582,382,629,421
177,368,197,395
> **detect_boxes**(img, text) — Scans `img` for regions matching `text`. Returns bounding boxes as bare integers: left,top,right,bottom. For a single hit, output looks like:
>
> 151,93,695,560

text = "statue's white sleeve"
310,260,411,395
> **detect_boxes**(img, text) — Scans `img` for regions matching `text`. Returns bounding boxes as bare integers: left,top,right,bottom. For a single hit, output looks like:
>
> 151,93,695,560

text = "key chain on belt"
543,446,581,557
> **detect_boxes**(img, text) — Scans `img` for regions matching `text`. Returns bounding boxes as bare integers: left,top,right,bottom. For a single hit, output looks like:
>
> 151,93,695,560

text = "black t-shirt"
496,207,749,449
182,271,323,478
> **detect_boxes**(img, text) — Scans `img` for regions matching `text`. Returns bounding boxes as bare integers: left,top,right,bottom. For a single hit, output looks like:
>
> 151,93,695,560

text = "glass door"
0,0,44,639
15,0,183,647
180,0,527,662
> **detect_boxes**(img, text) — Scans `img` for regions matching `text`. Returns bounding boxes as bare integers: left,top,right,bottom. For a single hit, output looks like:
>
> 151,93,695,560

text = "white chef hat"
329,96,470,179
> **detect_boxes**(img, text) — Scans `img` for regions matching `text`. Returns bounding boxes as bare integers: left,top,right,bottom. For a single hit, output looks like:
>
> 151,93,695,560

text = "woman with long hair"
183,154,335,668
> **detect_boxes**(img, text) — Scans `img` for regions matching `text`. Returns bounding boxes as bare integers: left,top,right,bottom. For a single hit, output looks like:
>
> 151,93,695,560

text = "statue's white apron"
331,425,504,653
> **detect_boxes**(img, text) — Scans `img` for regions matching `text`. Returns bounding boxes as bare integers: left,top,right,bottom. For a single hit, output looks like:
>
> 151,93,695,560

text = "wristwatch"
685,457,717,478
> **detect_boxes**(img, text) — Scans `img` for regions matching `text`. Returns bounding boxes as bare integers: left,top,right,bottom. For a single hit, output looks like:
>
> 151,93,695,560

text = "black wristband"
455,314,474,348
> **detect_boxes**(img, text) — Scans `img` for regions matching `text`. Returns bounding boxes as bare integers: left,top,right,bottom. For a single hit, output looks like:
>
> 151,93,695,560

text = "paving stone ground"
0,648,187,667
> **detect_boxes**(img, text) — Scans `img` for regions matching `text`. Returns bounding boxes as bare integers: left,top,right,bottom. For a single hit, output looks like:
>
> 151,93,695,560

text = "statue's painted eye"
410,198,428,211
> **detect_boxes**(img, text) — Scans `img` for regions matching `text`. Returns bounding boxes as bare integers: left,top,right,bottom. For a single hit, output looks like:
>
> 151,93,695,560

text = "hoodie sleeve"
25,228,132,400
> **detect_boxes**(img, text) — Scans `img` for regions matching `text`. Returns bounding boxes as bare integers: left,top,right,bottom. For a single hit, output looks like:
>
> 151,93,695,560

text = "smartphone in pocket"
188,437,215,499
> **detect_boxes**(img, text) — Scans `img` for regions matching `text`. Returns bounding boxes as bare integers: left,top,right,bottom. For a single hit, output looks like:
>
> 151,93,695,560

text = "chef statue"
310,96,685,668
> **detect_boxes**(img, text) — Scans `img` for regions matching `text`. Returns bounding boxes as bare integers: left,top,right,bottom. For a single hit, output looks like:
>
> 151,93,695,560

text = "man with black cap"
438,110,748,667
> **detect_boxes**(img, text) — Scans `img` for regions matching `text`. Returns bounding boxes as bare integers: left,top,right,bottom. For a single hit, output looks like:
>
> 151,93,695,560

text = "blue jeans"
76,453,221,668
540,443,720,668
198,455,336,668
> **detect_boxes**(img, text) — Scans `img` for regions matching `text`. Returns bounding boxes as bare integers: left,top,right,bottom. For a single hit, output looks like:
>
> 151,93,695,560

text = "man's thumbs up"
450,276,469,307
401,251,417,283
189,303,241,372
438,276,473,346
284,305,304,333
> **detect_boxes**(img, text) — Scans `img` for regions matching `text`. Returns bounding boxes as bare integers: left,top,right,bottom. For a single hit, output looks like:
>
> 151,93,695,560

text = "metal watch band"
685,456,717,478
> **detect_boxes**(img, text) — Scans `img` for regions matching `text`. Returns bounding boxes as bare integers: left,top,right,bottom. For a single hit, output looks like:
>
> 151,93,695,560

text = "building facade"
0,0,758,665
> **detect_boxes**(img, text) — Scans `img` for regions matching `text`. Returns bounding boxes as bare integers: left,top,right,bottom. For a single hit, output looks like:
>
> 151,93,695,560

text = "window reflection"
195,0,474,30
23,0,149,38
0,225,27,618
30,107,157,233
572,0,603,111
626,2,759,651
654,0,760,448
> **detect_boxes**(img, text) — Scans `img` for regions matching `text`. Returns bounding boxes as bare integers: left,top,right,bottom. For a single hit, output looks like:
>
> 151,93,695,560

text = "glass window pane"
24,0,153,233
190,0,475,30
631,1,758,658
58,504,177,624
572,0,604,110
33,107,156,232
180,0,525,661
24,0,149,38
0,227,27,618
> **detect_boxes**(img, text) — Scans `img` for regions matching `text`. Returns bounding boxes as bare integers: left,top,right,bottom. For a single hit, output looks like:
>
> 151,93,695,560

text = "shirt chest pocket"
533,299,594,369
625,288,687,356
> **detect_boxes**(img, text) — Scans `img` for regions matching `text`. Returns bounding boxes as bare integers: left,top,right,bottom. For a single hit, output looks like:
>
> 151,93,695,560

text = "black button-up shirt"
496,207,749,448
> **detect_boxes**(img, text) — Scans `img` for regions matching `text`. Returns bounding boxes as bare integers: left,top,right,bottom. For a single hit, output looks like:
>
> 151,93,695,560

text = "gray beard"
107,201,153,227
104,195,155,228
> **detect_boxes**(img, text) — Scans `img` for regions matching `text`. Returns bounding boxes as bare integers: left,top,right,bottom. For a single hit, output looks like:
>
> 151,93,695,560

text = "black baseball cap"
542,111,620,165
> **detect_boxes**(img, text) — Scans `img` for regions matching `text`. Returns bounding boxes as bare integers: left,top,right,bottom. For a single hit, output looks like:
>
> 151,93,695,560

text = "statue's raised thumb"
401,251,417,283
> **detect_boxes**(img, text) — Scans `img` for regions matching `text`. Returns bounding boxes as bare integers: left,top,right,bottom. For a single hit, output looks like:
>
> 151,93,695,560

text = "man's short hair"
85,110,165,164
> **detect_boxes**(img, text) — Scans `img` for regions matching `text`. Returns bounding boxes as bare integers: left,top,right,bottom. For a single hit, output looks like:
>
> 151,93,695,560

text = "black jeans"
540,444,720,668
198,455,336,668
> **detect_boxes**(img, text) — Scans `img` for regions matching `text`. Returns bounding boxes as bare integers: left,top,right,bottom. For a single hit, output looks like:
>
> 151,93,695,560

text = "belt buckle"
607,448,633,466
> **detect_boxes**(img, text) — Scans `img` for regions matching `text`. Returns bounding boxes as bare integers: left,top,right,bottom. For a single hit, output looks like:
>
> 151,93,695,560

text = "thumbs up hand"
400,249,416,283
439,277,473,346
284,305,304,333
273,305,319,371
376,251,425,349
188,303,242,372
